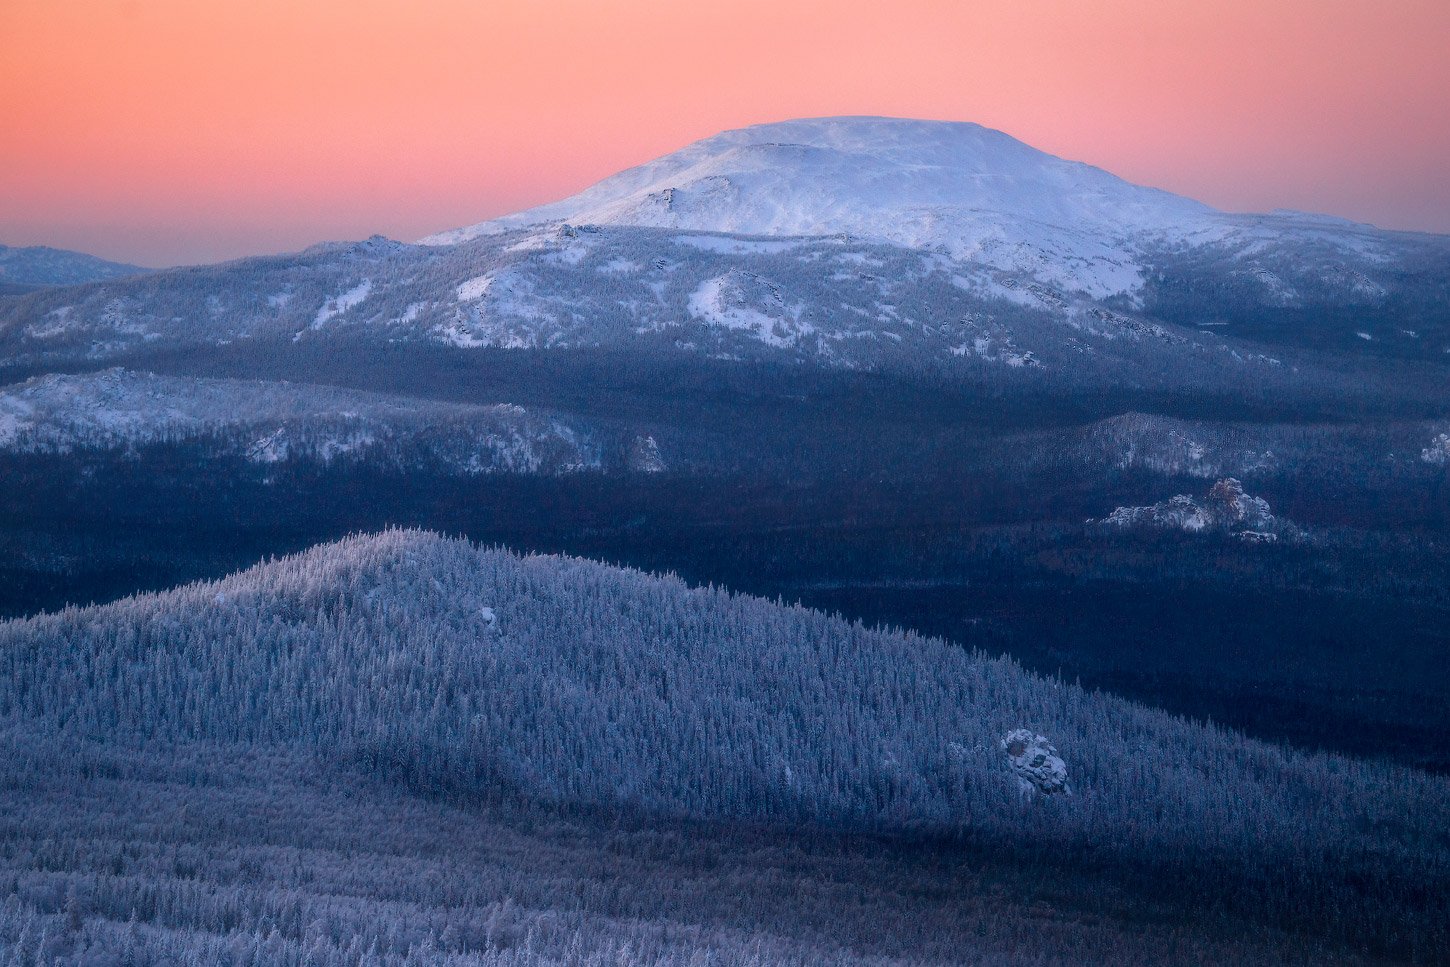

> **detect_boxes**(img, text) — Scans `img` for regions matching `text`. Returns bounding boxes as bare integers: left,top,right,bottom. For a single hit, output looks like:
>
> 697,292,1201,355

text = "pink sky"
2,0,1447,267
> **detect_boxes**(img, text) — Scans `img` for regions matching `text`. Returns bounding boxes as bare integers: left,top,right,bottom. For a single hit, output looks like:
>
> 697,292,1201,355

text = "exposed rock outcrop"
1100,477,1282,539
628,434,667,473
1002,729,1070,797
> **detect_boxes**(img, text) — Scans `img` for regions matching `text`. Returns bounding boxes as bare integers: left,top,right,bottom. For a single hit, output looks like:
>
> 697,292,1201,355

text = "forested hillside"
1,531,1446,962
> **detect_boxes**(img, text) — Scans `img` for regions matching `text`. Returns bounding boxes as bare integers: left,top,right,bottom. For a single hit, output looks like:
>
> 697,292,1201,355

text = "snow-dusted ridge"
0,530,1446,961
2,223,1260,376
0,243,146,289
0,368,602,475
3,527,1442,851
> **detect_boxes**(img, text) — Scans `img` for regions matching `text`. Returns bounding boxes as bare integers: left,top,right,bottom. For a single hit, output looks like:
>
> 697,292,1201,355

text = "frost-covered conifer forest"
3,118,1450,963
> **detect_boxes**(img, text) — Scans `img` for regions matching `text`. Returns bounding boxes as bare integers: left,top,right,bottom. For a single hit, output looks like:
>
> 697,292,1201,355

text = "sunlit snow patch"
687,271,813,349
455,275,494,301
311,280,372,329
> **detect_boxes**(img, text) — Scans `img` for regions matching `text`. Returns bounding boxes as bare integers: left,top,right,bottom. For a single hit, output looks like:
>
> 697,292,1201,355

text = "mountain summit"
424,116,1218,296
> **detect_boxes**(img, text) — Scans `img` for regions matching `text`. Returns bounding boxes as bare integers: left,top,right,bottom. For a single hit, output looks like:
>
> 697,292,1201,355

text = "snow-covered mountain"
0,243,146,292
0,226,1191,374
0,223,1391,397
1,117,1445,377
424,117,1430,308
425,117,1220,298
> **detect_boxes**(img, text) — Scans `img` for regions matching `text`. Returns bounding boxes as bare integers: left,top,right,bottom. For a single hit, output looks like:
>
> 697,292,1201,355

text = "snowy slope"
1,530,1447,962
0,224,1301,386
5,527,1445,849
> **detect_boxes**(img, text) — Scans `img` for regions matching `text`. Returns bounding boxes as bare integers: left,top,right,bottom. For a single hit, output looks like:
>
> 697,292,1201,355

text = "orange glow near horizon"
2,0,1447,267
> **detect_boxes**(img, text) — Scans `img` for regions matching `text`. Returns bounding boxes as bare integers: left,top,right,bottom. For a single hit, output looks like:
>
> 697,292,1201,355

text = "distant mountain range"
0,242,146,293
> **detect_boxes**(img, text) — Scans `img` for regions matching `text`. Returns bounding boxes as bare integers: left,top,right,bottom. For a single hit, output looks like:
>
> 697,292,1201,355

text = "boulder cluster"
1002,729,1070,797
1101,477,1279,541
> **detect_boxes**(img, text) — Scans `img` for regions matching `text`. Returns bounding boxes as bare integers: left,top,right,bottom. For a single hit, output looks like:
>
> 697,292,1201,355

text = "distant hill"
0,242,146,291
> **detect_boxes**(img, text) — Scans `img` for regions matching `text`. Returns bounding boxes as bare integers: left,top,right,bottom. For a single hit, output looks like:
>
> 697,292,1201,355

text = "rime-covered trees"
1,529,1444,852
0,530,1446,961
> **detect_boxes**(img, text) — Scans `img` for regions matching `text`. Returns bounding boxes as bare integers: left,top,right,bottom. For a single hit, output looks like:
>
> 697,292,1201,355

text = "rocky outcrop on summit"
1100,478,1283,541
1203,478,1276,531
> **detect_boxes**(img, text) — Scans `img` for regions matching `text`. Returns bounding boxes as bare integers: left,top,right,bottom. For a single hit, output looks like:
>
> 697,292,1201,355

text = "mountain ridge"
3,527,1446,960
